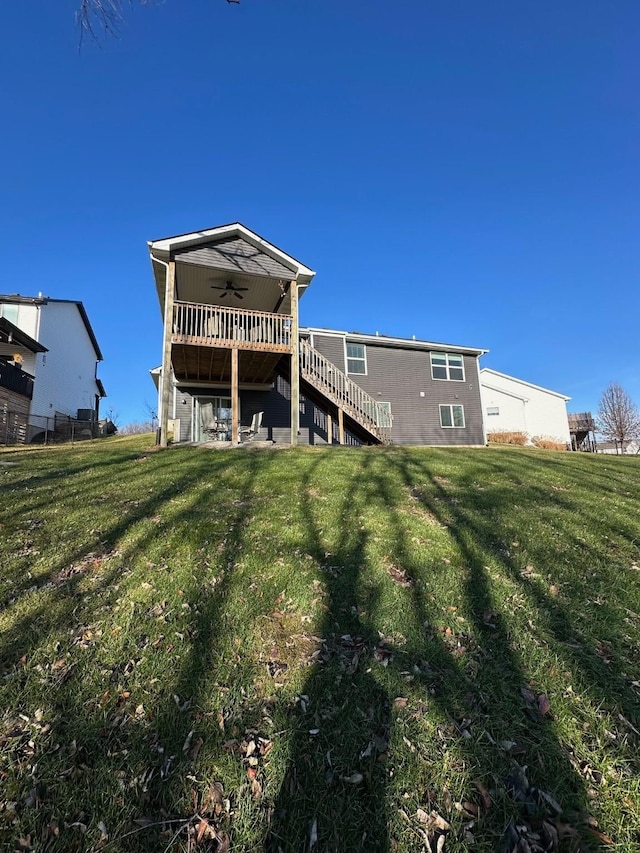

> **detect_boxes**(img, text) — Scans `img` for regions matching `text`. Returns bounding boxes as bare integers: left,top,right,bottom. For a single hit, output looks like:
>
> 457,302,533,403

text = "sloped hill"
1,437,639,852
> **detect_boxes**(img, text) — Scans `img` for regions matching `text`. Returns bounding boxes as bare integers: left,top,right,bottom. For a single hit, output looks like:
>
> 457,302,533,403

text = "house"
149,223,488,447
596,439,640,455
480,368,571,446
0,295,106,443
0,317,48,444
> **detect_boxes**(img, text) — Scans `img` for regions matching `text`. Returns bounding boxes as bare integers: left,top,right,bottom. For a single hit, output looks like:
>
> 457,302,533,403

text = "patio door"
194,396,233,441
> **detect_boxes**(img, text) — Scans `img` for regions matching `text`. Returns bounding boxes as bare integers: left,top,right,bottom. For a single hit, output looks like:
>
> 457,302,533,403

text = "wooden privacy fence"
1,409,28,445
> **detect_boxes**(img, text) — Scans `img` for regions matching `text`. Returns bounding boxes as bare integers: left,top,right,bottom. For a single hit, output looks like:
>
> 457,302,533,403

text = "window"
346,342,367,375
431,352,465,381
486,406,499,416
376,401,392,428
439,404,465,428
0,304,19,325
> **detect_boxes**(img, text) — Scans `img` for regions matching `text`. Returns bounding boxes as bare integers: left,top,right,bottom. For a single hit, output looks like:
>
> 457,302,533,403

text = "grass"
1,436,639,852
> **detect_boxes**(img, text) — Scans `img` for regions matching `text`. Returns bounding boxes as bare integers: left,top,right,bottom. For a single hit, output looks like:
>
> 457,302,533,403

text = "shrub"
532,436,568,451
487,430,528,446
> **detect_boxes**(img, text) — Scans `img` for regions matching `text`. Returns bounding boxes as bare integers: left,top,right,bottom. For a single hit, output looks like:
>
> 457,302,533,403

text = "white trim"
480,368,570,401
439,403,466,429
302,326,487,356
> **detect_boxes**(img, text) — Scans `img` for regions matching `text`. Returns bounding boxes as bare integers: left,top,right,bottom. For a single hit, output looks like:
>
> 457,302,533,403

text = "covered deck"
149,223,315,446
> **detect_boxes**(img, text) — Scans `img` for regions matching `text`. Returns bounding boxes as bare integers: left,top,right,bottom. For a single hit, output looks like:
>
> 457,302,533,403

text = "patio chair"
239,411,263,442
199,402,218,439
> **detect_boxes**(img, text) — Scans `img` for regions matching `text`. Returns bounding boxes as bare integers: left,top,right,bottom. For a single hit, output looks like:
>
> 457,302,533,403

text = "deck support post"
326,411,333,445
290,280,299,446
338,408,345,445
159,260,176,448
231,347,239,445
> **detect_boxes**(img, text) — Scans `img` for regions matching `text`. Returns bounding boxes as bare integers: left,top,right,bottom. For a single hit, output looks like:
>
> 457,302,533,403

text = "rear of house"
154,327,487,447
149,222,488,448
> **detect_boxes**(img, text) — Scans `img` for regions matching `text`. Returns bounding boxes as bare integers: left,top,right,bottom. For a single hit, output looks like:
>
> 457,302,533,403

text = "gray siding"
173,376,360,446
175,237,295,280
308,334,485,446
173,333,484,447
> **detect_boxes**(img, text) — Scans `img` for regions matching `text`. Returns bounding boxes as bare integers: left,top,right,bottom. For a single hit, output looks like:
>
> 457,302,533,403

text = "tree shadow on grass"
267,452,392,852
0,445,273,852
388,447,640,848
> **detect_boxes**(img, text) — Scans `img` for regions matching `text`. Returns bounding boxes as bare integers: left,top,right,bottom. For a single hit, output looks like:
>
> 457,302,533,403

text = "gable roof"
0,295,103,361
480,368,570,401
148,222,316,283
301,326,488,357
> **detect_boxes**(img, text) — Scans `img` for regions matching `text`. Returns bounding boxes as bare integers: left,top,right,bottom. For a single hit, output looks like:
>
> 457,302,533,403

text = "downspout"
476,357,487,445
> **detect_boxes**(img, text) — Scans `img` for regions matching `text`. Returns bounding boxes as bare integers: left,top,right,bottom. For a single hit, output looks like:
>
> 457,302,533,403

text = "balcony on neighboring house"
0,360,34,399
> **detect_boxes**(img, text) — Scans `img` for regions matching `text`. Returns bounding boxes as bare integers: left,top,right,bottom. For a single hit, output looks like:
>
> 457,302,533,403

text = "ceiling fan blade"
234,292,243,299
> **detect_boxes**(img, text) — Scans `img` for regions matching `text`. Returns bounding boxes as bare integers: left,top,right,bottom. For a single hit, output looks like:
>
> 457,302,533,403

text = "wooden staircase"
299,340,392,444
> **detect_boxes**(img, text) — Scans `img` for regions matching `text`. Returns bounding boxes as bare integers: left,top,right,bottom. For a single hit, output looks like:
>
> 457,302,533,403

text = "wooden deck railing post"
159,260,176,448
338,408,345,445
231,348,239,446
290,281,299,446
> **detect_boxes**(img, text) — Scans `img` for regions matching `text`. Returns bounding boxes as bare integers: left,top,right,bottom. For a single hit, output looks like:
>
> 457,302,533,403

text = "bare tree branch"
77,1,239,45
597,382,640,449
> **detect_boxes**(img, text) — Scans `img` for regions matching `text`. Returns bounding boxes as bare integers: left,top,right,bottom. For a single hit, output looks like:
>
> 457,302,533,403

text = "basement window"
487,406,500,416
439,404,465,428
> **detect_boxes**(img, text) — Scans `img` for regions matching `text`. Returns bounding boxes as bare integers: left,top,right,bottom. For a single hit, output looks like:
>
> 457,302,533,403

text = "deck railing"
0,361,34,399
172,301,292,351
300,340,392,444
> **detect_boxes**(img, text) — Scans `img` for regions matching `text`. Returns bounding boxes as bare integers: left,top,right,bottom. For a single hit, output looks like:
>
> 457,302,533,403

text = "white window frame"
194,395,233,442
439,404,465,429
344,340,367,376
376,401,392,427
486,406,500,416
431,352,465,382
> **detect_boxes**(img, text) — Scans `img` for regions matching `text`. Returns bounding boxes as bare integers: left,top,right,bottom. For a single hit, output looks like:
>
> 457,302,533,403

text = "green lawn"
1,436,639,852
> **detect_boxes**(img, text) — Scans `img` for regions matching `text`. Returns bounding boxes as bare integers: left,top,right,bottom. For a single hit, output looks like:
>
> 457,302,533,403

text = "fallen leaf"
340,772,364,785
474,779,491,811
586,827,614,845
537,694,551,716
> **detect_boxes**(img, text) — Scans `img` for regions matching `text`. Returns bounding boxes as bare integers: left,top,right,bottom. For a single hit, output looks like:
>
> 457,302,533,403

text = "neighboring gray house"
149,223,487,447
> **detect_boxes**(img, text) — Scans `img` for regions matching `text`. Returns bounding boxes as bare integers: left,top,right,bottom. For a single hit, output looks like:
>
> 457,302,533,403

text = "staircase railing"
300,340,392,444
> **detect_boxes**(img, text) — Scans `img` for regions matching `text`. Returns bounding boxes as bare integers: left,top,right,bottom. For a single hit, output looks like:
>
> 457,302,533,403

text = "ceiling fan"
211,280,249,300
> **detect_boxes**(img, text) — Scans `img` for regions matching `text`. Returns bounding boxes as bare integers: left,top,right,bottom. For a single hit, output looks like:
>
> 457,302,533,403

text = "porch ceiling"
174,262,294,315
171,344,283,385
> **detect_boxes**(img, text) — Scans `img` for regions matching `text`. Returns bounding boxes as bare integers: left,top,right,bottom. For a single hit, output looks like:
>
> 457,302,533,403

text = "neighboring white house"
480,368,571,445
0,294,106,441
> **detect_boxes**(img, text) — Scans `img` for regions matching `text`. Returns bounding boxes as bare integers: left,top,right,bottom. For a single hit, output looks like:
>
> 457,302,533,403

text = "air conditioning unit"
77,408,95,421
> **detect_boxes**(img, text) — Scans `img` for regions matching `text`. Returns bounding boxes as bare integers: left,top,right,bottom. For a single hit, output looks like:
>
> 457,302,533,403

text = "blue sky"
2,1,638,425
